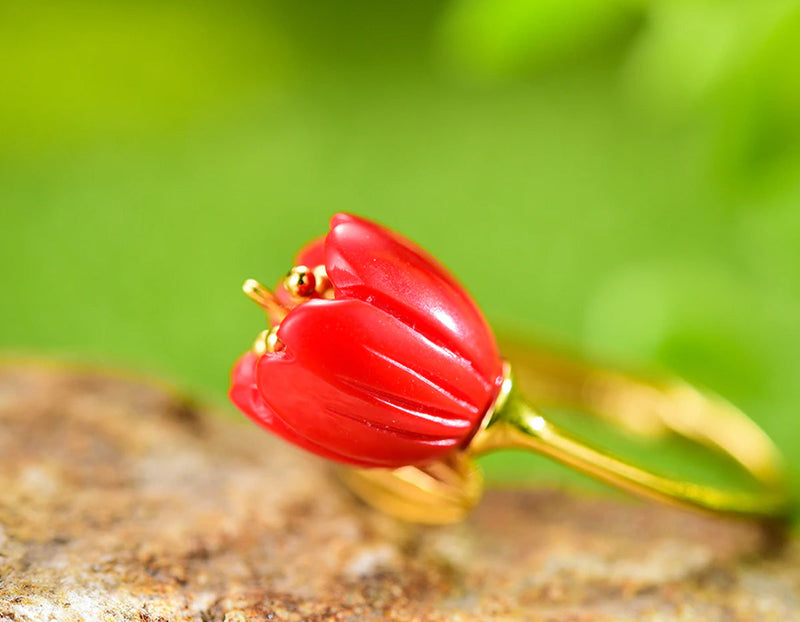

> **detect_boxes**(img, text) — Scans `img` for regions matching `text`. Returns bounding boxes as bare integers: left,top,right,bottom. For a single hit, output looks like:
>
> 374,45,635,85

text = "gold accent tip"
241,279,287,322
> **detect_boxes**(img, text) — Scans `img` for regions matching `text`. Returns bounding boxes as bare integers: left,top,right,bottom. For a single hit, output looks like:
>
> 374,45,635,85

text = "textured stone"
0,361,797,621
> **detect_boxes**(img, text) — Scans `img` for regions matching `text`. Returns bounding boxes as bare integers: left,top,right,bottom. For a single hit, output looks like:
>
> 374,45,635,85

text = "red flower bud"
229,214,504,468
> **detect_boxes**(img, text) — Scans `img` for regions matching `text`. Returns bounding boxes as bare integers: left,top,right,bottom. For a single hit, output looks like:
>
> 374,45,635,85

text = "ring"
229,213,792,525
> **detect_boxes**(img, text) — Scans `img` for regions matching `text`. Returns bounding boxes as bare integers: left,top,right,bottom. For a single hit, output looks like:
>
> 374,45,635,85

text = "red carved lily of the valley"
229,213,504,468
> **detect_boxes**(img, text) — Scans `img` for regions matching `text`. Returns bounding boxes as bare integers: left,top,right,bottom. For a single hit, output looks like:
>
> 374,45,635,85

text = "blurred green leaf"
623,0,800,189
0,0,290,153
436,0,644,79
623,1,794,113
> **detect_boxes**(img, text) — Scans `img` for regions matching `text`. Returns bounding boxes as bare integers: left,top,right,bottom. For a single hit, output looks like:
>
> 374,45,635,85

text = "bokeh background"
2,0,799,515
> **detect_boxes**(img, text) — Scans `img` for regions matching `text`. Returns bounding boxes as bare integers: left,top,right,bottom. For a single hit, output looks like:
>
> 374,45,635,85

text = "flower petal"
295,234,326,268
257,298,499,467
229,351,355,463
325,214,502,389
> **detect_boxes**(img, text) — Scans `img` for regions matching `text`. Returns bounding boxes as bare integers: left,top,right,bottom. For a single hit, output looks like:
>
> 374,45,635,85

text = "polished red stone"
229,214,504,468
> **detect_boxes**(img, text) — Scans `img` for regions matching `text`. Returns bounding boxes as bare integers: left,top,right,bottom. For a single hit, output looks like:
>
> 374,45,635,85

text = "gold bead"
284,265,316,298
265,326,284,353
252,330,270,356
253,327,284,355
313,265,334,299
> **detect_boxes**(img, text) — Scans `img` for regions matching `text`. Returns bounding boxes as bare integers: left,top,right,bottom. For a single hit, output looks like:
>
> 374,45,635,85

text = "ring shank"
469,342,792,520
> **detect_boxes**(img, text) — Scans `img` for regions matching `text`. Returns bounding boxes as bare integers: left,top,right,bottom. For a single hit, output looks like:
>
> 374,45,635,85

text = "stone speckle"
0,362,797,621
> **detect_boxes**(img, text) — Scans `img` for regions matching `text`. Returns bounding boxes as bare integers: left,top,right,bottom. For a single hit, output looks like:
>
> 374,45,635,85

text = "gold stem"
498,342,787,488
469,376,793,521
242,279,287,323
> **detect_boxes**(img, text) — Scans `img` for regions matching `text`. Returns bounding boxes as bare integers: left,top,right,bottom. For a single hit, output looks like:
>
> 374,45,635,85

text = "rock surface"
0,361,797,622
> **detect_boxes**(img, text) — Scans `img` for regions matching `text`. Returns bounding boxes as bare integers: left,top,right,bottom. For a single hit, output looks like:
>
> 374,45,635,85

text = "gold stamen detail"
284,266,317,298
242,279,287,322
252,327,284,355
266,326,284,353
313,265,334,299
252,329,270,356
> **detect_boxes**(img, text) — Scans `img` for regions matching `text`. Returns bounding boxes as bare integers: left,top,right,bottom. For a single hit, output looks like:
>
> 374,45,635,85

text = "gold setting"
338,453,483,525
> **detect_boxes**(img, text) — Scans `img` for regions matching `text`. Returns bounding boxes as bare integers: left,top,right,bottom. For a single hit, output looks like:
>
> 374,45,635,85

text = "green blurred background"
2,0,799,514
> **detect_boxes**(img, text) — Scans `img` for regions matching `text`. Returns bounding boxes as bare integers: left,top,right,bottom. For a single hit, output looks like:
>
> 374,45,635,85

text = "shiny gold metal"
265,326,284,353
284,265,317,298
252,327,284,355
341,344,792,524
312,265,334,299
252,329,270,356
242,279,287,323
339,453,483,524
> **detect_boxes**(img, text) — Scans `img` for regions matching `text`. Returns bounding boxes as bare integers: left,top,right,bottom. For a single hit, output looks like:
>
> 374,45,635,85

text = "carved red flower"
229,214,504,468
